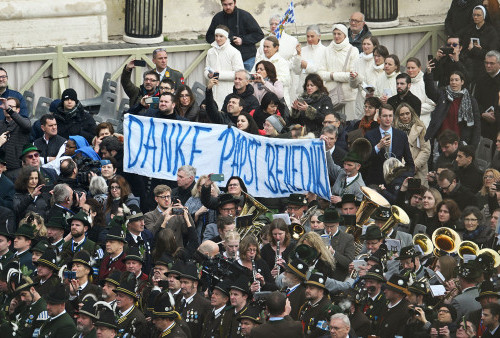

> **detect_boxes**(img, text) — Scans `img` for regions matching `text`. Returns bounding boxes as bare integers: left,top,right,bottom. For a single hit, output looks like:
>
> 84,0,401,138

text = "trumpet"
457,241,479,259
413,233,434,256
477,248,500,268
432,227,461,256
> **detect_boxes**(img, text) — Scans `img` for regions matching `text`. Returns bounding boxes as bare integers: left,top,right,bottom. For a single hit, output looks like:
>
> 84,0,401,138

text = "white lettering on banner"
123,114,332,200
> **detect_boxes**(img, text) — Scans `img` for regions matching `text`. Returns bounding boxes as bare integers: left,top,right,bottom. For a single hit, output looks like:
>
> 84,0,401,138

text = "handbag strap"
342,46,353,72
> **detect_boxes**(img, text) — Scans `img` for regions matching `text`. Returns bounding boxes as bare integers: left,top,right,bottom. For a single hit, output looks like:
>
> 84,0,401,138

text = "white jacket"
204,39,244,108
253,52,291,106
410,71,436,127
318,39,358,101
292,42,327,96
350,53,376,119
375,71,400,98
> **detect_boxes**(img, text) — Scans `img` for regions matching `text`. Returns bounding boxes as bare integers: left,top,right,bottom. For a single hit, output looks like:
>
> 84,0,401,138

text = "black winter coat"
221,84,260,115
445,0,483,36
0,111,31,170
205,7,264,61
289,91,333,136
424,72,481,147
54,102,96,144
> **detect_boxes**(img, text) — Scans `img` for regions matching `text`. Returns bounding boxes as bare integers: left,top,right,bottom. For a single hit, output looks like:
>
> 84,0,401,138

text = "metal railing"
0,23,445,100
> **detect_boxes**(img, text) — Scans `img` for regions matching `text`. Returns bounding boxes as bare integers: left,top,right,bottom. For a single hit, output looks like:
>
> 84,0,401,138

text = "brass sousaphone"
380,205,410,237
432,227,461,256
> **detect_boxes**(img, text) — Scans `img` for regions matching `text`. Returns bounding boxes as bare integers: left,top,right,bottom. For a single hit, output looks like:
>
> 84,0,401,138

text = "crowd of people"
2,0,500,337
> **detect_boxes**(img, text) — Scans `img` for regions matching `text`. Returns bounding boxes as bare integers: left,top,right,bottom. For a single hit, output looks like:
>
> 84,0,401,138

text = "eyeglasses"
157,195,171,200
349,19,363,24
439,182,453,192
324,224,338,229
464,218,478,222
484,175,494,179
110,186,121,190
228,184,239,187
0,75,7,80
438,309,450,313
323,119,339,125
446,43,459,47
25,153,40,159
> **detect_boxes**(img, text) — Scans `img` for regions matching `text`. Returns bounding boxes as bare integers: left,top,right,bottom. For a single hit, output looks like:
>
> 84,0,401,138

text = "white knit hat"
332,23,348,37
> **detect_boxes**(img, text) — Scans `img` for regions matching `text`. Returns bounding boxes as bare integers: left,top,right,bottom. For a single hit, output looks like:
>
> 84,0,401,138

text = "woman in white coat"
318,24,358,121
405,57,436,127
350,35,380,119
292,24,327,98
375,54,401,103
204,25,244,108
253,36,291,107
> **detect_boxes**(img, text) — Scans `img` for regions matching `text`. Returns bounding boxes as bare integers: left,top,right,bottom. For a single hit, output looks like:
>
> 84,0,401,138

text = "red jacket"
98,252,127,282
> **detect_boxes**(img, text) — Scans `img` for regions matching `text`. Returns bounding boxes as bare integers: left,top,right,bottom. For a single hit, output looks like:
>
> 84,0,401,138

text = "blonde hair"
480,168,500,196
191,175,220,198
383,158,403,185
297,232,335,271
225,230,240,242
21,212,46,237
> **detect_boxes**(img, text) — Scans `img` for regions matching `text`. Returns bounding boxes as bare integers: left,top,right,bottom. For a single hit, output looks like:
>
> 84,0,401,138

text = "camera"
408,306,421,316
250,74,256,81
75,157,102,187
440,47,454,55
63,270,77,280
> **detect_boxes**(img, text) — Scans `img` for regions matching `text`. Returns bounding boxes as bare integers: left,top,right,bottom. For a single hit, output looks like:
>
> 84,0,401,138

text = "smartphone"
471,38,480,45
172,208,184,215
209,173,224,182
440,47,454,55
250,74,256,81
383,88,391,97
145,97,160,104
213,72,219,79
427,54,434,62
408,178,421,190
63,270,77,280
134,60,147,67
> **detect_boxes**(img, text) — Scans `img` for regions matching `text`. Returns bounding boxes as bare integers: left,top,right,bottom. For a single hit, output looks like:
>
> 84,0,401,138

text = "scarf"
463,225,485,241
445,86,474,126
398,122,413,134
361,52,373,60
373,63,384,71
358,116,376,134
332,37,350,51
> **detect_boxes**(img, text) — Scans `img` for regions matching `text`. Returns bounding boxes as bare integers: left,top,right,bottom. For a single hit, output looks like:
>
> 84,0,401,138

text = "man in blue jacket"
0,67,28,118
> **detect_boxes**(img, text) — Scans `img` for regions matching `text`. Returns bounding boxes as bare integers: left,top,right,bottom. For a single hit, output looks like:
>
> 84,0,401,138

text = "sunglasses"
25,153,40,159
446,43,459,47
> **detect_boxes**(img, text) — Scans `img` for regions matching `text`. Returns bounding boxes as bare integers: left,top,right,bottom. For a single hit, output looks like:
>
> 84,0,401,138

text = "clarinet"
252,258,260,292
275,240,281,275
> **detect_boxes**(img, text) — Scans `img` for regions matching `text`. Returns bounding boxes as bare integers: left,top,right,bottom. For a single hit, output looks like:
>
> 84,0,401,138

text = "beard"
71,230,85,239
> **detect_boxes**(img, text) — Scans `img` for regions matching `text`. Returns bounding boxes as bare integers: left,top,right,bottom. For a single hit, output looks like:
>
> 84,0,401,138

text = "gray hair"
330,313,350,328
178,165,196,178
235,69,250,81
89,176,108,196
269,14,281,24
53,183,72,204
321,125,338,136
383,157,403,184
486,50,500,63
306,24,321,36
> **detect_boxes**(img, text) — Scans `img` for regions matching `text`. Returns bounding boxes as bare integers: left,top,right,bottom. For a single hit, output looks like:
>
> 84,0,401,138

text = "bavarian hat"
385,273,410,296
213,280,231,297
285,257,309,280
45,282,70,304
343,150,363,164
67,210,91,228
408,281,428,296
318,208,343,223
79,296,98,319
179,262,200,281
304,271,329,292
19,144,40,159
218,193,240,208
395,245,420,260
8,272,35,295
360,265,385,282
126,205,144,222
35,248,59,271
154,253,174,268
371,207,391,221
364,244,388,265
475,280,500,301
123,247,144,264
335,194,361,207
359,225,384,241
14,223,35,240
106,225,127,244
230,275,252,296
71,250,93,272
237,305,263,324
286,193,308,206
293,244,320,265
164,260,184,277
45,215,66,230
94,308,118,330
114,272,138,299
0,221,13,239
101,269,121,287
31,240,49,254
153,291,181,319
457,260,482,281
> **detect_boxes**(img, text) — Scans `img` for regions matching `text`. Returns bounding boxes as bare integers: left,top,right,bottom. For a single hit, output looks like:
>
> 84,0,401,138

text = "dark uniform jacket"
250,317,304,338
38,310,77,338
4,297,47,338
117,305,149,337
60,236,100,265
286,284,306,321
388,91,422,117
157,321,188,337
200,305,227,338
330,230,355,281
219,304,248,338
360,291,387,331
377,298,410,338
35,274,60,299
299,296,332,337
159,66,184,90
178,293,211,338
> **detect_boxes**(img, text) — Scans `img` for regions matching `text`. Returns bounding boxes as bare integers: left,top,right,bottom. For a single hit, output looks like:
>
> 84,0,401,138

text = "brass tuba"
356,187,391,226
457,241,479,259
432,227,461,256
477,248,500,268
380,205,410,237
413,233,434,256
239,191,270,221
